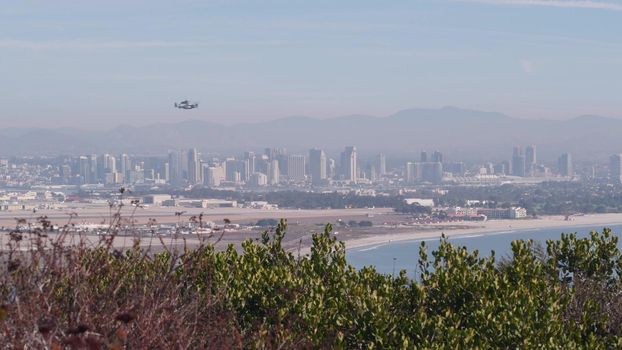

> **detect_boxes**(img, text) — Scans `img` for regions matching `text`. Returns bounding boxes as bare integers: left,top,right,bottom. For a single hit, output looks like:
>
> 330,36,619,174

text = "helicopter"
174,100,199,110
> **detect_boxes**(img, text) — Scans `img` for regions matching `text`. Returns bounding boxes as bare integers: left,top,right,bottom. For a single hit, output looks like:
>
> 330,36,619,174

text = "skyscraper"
249,172,268,187
244,151,256,174
187,148,201,185
558,153,573,177
377,153,386,176
105,155,116,174
119,154,131,182
79,156,91,184
431,151,443,163
525,145,536,176
511,146,526,177
268,159,280,185
287,155,306,182
168,151,181,185
205,164,225,186
341,146,357,183
89,154,98,184
422,162,443,183
420,151,428,162
163,162,170,182
610,154,622,184
225,159,246,183
405,162,421,184
309,148,327,185
327,158,335,179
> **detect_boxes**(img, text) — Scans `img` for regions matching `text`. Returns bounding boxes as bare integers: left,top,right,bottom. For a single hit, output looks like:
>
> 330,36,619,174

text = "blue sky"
1,0,621,128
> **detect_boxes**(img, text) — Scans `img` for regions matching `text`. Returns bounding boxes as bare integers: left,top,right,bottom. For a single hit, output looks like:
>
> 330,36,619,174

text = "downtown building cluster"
66,146,369,188
7,145,622,190
402,145,576,185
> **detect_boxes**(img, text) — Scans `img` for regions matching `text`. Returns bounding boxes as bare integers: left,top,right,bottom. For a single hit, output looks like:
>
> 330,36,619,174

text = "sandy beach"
341,213,622,252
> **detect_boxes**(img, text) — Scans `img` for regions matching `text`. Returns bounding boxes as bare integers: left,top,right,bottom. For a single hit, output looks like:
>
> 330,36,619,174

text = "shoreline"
342,213,622,252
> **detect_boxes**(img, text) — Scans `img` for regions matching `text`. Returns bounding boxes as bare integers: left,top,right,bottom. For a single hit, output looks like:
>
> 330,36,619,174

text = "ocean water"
346,224,622,276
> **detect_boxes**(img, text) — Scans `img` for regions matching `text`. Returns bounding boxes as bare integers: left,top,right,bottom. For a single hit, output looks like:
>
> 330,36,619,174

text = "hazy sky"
1,0,621,129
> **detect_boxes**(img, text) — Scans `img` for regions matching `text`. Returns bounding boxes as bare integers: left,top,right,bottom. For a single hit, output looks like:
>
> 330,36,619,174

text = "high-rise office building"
422,162,443,183
106,155,116,174
96,155,106,181
79,156,91,184
179,149,189,181
163,162,170,182
168,151,181,185
119,154,131,181
610,154,622,184
287,155,306,182
249,172,268,187
205,164,225,186
327,158,335,179
405,162,421,184
377,153,386,176
341,146,357,183
406,160,443,184
558,153,573,177
265,147,286,161
225,159,244,183
420,151,428,162
431,151,443,163
525,145,536,176
187,148,201,185
244,151,256,174
255,155,270,175
89,154,98,184
309,148,327,185
268,159,280,185
511,146,526,177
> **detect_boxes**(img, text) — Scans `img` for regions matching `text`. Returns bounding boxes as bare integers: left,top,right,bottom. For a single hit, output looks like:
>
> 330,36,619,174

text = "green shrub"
2,216,622,348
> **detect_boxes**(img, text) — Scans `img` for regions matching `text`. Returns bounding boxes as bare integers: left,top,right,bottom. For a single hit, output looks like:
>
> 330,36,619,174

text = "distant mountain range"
2,107,621,161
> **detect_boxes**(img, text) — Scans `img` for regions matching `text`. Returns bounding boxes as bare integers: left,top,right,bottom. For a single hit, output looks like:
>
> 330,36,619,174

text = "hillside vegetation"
2,218,622,348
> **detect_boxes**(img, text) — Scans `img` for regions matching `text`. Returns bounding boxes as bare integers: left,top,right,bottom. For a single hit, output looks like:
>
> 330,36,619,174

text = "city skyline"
6,142,594,189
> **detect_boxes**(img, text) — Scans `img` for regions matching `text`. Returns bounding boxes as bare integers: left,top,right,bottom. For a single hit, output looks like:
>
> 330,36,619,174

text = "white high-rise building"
341,146,357,183
327,158,335,179
405,162,421,184
205,164,225,186
187,148,202,185
525,145,536,176
79,156,90,184
244,151,256,174
287,155,306,182
268,159,280,185
249,172,268,187
377,153,386,176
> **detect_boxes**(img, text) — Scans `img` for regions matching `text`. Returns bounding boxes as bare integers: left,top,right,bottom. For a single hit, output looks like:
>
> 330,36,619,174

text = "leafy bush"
3,216,622,348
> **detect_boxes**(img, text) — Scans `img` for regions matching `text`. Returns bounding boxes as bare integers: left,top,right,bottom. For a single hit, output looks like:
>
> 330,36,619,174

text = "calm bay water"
346,224,622,276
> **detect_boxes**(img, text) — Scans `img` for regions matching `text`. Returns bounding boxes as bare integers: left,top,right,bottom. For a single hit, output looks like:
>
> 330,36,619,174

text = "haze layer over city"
4,1,622,348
